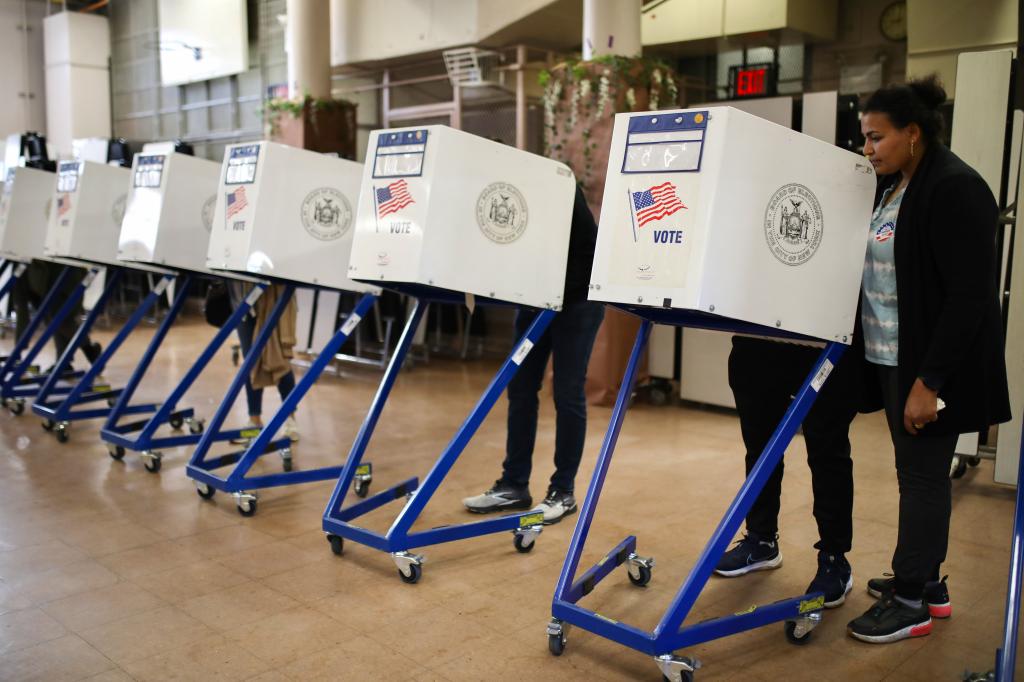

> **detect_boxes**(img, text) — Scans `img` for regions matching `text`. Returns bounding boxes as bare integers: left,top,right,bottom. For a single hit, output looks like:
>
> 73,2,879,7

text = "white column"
582,0,642,60
286,0,332,99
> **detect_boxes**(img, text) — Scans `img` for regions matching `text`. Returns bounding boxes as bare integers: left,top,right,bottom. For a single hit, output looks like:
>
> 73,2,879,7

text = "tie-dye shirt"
861,185,904,366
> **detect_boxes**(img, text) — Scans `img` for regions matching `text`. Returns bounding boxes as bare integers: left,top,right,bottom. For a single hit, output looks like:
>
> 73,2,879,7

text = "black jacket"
858,144,1011,435
563,184,598,305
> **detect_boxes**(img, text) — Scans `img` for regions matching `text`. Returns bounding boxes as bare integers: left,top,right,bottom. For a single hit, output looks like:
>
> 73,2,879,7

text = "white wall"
0,0,48,138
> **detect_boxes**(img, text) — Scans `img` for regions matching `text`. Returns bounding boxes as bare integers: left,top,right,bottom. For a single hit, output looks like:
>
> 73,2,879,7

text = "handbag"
203,281,232,328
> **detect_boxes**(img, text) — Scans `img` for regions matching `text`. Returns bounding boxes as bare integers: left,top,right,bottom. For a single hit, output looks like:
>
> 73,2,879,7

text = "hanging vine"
539,56,684,192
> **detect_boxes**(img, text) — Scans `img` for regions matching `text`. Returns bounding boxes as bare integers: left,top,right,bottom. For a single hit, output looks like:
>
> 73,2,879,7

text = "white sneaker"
533,489,578,524
283,416,300,442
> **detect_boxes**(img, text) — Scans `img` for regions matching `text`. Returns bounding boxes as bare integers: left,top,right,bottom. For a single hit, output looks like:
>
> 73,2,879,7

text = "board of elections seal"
300,187,351,241
111,194,127,228
476,182,528,244
201,195,216,233
764,183,823,266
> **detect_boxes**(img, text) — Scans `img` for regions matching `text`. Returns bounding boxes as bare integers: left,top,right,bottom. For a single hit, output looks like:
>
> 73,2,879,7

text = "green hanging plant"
261,93,356,137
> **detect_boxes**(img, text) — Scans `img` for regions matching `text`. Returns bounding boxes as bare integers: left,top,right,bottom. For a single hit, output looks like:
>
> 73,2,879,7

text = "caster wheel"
967,455,982,467
237,498,257,517
108,446,125,461
169,415,184,430
628,565,652,587
951,456,968,479
548,632,566,656
513,533,536,553
42,419,55,431
649,387,669,407
144,456,162,473
106,397,117,407
188,419,205,435
354,479,370,498
327,534,344,556
398,563,422,584
282,456,293,473
55,428,69,444
9,400,24,416
784,620,814,646
196,483,215,500
662,675,694,682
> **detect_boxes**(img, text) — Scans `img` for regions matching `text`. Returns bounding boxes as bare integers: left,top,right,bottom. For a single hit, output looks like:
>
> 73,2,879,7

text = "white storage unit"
43,160,129,266
590,106,875,341
206,141,378,294
349,125,577,309
119,151,220,273
0,166,57,263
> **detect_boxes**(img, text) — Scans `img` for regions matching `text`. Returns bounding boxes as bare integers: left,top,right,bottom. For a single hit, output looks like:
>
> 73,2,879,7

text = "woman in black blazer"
847,76,1011,644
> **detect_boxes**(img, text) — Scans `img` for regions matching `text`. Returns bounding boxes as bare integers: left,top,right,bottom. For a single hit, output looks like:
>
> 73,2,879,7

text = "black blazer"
859,144,1011,435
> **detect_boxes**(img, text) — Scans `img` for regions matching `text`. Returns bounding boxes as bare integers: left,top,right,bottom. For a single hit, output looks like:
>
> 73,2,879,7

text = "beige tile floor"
0,314,1019,681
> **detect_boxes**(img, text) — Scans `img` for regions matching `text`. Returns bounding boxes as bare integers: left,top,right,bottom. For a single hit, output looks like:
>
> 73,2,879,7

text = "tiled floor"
0,315,1019,681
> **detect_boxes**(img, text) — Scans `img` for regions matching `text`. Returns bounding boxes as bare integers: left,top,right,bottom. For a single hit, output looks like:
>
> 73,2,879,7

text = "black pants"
11,262,82,361
501,300,604,494
728,337,859,554
876,364,958,599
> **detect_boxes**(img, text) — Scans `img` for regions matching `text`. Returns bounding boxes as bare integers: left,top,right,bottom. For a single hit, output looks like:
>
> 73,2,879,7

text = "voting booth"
186,141,381,513
118,151,220,272
43,160,130,266
590,106,874,341
0,166,56,263
548,107,875,680
348,125,576,309
205,141,375,294
321,126,577,583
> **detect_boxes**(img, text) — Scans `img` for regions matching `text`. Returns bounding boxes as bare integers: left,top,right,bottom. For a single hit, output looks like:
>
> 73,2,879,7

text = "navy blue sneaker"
806,551,853,608
714,533,782,577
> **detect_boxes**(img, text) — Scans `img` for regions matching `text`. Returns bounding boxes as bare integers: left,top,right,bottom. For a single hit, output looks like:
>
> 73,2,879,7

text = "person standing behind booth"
846,76,1010,644
463,184,604,524
715,336,861,609
228,281,300,442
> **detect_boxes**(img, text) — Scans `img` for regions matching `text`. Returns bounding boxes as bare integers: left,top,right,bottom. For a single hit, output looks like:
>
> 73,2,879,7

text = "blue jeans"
236,313,296,418
501,300,604,493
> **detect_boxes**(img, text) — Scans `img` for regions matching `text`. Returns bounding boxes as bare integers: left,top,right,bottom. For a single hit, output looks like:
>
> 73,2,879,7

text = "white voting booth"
119,150,220,272
206,141,376,295
0,166,57,263
590,106,875,338
349,125,576,309
43,160,130,266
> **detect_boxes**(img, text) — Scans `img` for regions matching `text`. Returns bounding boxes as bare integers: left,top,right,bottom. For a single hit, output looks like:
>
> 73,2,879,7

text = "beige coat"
250,284,297,390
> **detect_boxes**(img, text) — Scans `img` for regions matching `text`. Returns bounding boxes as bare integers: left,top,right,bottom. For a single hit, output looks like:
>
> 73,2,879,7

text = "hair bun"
908,75,947,110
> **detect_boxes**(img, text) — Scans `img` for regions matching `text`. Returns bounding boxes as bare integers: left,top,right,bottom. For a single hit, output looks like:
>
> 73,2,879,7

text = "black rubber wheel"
548,632,566,656
237,498,257,517
42,419,55,431
628,565,652,587
398,563,422,584
55,428,69,444
784,620,813,646
109,446,125,461
967,455,982,467
144,457,162,473
327,534,344,556
354,479,370,498
169,416,184,430
106,397,117,407
951,458,968,479
662,675,694,682
513,534,536,553
649,387,669,407
196,483,215,500
9,401,24,416
282,457,293,473
189,420,205,435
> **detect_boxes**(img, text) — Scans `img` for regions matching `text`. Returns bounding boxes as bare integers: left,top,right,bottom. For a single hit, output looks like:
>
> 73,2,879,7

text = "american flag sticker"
631,181,686,229
375,179,414,219
226,186,248,220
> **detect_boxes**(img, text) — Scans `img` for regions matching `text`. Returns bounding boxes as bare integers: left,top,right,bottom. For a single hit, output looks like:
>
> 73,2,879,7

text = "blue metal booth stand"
320,284,556,584
547,305,844,681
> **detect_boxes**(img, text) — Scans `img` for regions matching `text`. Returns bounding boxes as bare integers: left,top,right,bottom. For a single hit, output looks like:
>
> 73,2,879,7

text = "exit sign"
729,63,776,99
